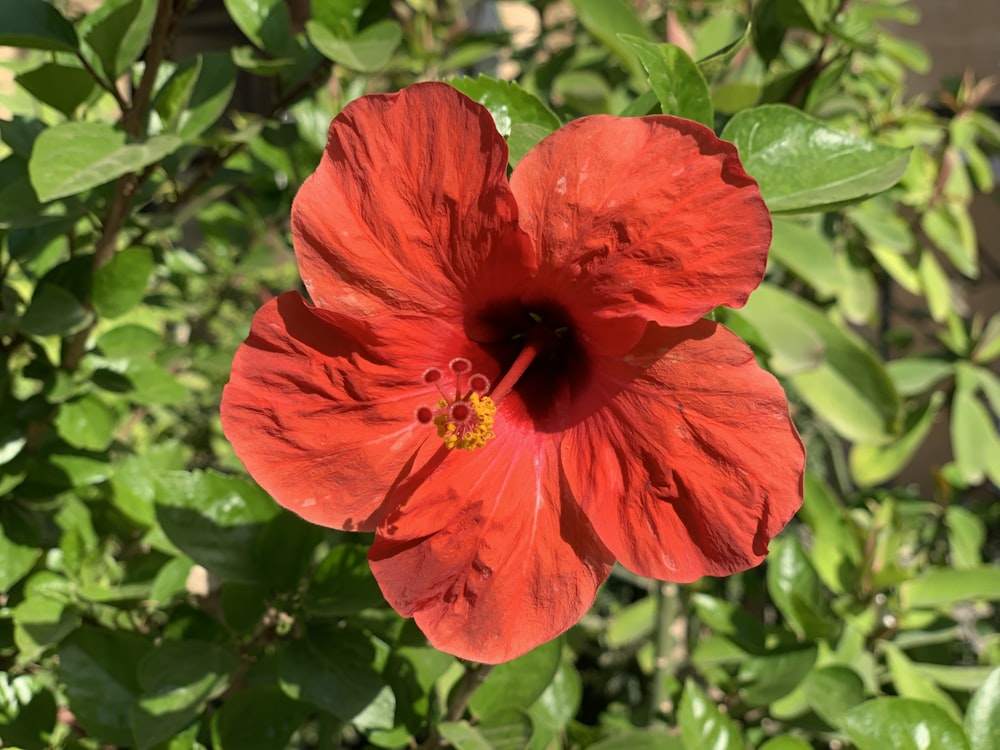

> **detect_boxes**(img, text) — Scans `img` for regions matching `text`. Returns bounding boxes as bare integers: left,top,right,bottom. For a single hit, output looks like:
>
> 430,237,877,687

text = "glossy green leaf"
619,36,713,126
0,0,78,52
15,63,96,117
883,643,962,722
768,218,840,298
569,0,651,80
843,698,969,750
469,638,561,717
154,469,281,582
58,627,152,747
899,567,1000,608
92,247,154,318
304,543,386,616
55,395,116,452
850,391,946,486
766,536,831,640
965,668,1000,750
19,283,92,337
29,122,182,202
738,646,817,705
307,19,402,73
210,686,310,750
678,679,745,750
310,0,368,36
803,665,865,728
589,730,685,749
154,53,237,141
605,596,657,648
132,640,238,750
759,738,813,750
697,22,751,82
886,358,954,397
738,283,901,442
721,105,911,212
78,0,157,80
13,597,81,664
437,721,492,750
278,626,386,721
223,0,291,54
448,75,561,139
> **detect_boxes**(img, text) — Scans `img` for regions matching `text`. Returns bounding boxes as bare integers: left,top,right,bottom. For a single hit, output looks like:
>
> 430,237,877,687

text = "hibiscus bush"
1,0,999,749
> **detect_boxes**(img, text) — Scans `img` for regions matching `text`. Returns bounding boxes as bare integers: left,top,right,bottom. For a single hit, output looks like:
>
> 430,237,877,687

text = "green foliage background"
1,0,998,748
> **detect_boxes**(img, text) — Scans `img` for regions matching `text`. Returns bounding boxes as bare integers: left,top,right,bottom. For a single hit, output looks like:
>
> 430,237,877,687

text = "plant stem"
649,582,679,724
420,662,494,750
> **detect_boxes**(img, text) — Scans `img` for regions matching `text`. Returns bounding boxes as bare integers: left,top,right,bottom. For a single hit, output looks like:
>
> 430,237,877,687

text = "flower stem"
649,582,679,724
420,662,494,749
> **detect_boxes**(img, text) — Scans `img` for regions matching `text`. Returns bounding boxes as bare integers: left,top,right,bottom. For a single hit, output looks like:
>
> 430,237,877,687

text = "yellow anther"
434,393,497,451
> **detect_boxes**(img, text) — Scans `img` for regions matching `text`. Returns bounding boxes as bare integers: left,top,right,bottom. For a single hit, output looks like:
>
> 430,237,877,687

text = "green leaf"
224,0,292,54
58,627,152,747
849,391,946,486
55,394,117,452
803,665,865,729
798,473,861,593
98,324,163,358
15,62,96,117
739,646,817,706
0,523,39,591
469,638,561,717
529,659,582,732
154,469,282,582
13,596,81,664
0,0,78,52
843,698,970,750
448,75,561,139
922,203,978,279
776,0,838,33
759,739,813,750
92,247,154,318
768,218,841,298
721,105,911,212
210,687,311,750
154,53,237,141
766,536,831,640
568,0,653,81
29,122,182,202
966,668,1000,750
886,358,954,397
619,36,713,126
588,730,685,750
307,19,402,73
437,721,493,750
19,282,92,337
278,626,386,721
951,372,1000,486
310,0,368,36
605,596,657,648
132,640,238,750
678,679,745,750
78,0,157,80
738,283,901,442
304,543,386,616
899,567,1000,608
697,22,751,82
883,643,962,722
946,506,987,570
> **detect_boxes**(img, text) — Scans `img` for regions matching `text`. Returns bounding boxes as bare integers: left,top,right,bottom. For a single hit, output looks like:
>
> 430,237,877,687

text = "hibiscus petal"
369,434,614,664
511,115,770,330
562,320,804,582
221,292,471,531
292,82,535,321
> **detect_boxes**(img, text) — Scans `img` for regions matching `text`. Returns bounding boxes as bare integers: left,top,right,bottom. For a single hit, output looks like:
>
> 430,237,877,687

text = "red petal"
292,82,534,321
369,434,614,663
511,115,770,332
221,292,469,531
562,320,804,581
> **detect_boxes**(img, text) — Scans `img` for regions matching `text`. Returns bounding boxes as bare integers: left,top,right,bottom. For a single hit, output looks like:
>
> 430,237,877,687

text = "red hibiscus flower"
221,82,804,664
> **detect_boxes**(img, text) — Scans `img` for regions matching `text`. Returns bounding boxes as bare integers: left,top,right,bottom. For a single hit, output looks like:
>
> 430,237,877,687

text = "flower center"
415,358,497,451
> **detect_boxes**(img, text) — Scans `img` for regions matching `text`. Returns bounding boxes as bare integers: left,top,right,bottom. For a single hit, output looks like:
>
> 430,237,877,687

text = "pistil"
489,327,554,404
